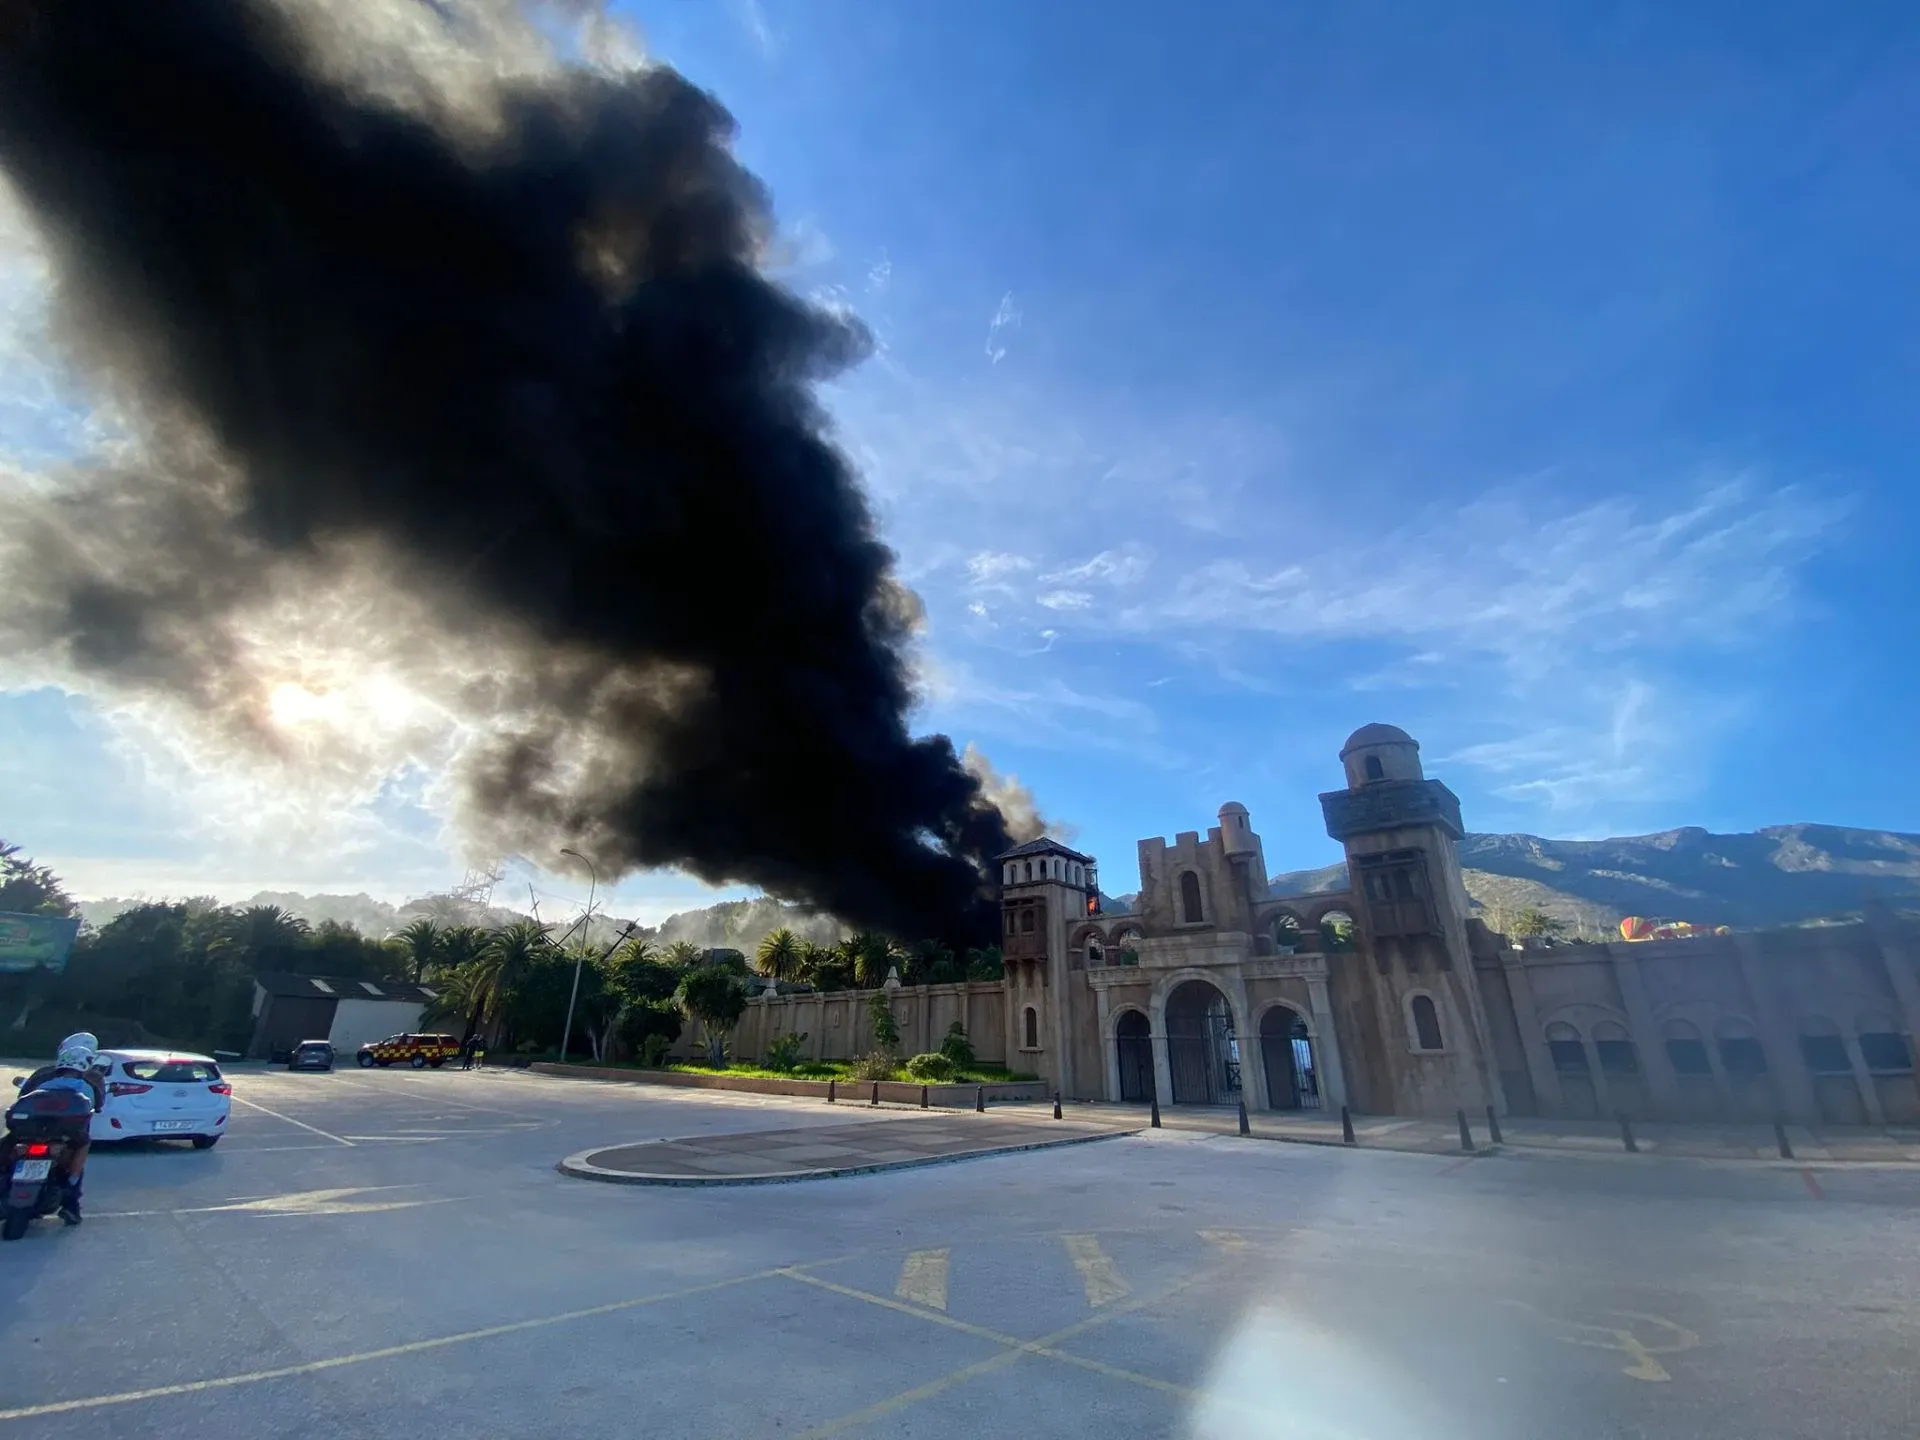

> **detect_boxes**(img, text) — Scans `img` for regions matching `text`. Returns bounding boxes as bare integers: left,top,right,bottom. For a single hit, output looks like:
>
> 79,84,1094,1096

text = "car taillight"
23,1142,50,1157
109,1082,153,1097
208,1083,232,1096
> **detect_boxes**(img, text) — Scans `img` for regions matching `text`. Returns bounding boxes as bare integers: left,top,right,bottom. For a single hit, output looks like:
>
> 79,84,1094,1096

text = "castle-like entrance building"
996,724,1920,1125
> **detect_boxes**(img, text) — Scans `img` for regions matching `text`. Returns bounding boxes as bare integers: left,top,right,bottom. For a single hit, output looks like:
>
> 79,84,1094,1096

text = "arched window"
1546,1021,1587,1074
1024,1007,1039,1049
1715,1017,1768,1075
1004,909,1016,936
1019,908,1035,934
1364,755,1385,781
1798,1016,1851,1075
1662,1019,1711,1075
1086,938,1104,967
1410,994,1443,1051
1179,870,1204,924
1858,1013,1913,1073
1592,1019,1639,1076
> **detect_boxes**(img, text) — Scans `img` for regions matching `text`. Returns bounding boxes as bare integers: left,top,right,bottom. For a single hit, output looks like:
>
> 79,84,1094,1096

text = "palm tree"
848,932,898,990
462,920,551,1039
422,964,486,1035
675,963,749,1066
903,938,955,986
964,946,1004,981
661,939,705,970
754,928,803,983
223,905,311,966
437,924,491,973
394,918,442,983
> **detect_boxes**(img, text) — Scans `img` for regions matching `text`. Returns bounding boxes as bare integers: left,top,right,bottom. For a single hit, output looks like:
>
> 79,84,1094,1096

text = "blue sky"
2,0,1916,919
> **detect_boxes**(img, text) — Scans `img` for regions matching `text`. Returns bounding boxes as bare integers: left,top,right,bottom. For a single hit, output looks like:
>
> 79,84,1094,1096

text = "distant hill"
74,888,844,954
72,823,1920,952
1270,824,1920,938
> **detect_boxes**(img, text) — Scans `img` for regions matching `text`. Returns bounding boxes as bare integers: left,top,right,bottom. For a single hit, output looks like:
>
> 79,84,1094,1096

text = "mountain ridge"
1269,822,1920,935
69,823,1920,950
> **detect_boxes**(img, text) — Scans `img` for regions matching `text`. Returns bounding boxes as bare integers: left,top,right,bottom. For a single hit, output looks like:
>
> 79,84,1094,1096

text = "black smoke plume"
0,0,1029,943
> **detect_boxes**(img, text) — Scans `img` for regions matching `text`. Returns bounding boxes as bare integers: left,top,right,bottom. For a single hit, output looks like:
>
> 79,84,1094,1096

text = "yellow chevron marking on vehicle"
893,1249,950,1311
1063,1233,1130,1308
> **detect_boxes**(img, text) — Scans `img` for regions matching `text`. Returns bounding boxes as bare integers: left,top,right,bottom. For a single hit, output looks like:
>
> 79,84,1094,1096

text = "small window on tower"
1179,870,1204,924
1410,995,1443,1051
1364,755,1385,781
1024,1007,1039,1049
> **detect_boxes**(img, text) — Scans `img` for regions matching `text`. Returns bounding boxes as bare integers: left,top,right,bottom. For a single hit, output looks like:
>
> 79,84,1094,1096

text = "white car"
92,1049,232,1148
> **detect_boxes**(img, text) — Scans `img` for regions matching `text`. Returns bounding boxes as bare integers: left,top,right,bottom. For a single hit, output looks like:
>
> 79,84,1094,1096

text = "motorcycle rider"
16,1033,105,1223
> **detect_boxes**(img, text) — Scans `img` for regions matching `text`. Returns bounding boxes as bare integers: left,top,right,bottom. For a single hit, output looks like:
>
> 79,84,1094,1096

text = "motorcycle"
2,1079,94,1241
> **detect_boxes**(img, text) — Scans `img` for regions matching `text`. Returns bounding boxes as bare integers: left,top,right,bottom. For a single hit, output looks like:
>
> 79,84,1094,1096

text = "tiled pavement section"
1047,1099,1920,1163
562,1114,1126,1184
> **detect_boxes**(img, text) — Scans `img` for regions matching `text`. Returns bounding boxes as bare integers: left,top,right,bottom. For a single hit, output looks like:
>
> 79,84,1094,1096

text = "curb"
557,1127,1134,1187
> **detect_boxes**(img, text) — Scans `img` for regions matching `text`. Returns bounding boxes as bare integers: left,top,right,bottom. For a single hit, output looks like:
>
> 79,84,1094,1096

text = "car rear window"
298,1043,330,1051
123,1060,221,1083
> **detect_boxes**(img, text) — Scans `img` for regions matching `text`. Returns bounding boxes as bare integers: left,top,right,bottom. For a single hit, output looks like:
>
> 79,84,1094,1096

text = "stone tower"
1319,724,1506,1116
996,837,1098,1096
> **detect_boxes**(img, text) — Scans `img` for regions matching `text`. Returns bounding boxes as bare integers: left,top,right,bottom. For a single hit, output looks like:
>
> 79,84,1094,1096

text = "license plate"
10,1159,50,1182
150,1120,192,1132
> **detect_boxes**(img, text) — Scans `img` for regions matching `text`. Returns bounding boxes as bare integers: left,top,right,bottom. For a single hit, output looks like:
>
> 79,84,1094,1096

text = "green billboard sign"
0,912,81,974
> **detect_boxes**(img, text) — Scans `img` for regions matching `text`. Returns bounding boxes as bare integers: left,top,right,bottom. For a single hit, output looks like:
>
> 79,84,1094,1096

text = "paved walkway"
1046,1099,1920,1163
559,1113,1127,1185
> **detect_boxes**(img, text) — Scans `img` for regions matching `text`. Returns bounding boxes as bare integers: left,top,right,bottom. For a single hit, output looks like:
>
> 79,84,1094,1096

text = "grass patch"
662,1059,1037,1084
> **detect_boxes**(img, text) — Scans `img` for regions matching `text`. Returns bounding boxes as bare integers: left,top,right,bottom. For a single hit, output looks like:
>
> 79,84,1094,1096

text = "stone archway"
1259,1004,1320,1111
1113,1009,1154,1103
1164,978,1241,1106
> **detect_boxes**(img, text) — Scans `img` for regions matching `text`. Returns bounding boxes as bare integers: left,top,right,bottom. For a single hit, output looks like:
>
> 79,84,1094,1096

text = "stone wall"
1475,915,1920,1127
689,982,1010,1068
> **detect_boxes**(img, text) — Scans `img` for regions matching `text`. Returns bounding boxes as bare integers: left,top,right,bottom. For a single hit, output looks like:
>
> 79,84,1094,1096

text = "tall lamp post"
558,847,598,1064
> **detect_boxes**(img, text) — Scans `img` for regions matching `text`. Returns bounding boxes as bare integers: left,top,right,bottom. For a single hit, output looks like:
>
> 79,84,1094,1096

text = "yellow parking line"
784,1268,1207,1401
0,1267,783,1422
227,1093,355,1147
894,1249,950,1311
1063,1233,1130,1308
791,1267,1218,1439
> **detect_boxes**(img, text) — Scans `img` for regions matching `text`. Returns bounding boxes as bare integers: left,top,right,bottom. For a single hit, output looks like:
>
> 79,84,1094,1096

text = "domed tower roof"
1340,723,1417,757
1218,800,1249,816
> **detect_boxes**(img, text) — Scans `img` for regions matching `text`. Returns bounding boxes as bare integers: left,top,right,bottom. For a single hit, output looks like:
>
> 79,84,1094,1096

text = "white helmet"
56,1032,99,1071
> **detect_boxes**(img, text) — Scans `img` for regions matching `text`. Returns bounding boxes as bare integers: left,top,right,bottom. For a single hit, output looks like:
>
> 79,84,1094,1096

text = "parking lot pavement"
4,1066,1919,1439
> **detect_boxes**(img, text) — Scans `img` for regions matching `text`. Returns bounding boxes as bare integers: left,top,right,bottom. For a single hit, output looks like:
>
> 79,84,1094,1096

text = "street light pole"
558,848,597,1064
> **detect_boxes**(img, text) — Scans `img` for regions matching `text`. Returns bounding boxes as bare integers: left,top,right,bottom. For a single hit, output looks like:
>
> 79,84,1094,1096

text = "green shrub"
904,1052,955,1082
764,1031,809,1073
866,992,901,1052
938,1020,975,1068
850,1050,897,1082
639,1034,671,1068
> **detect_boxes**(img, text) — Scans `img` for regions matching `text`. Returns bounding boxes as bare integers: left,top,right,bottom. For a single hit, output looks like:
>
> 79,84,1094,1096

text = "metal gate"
1168,998,1240,1106
1260,1008,1321,1111
1115,1020,1155,1103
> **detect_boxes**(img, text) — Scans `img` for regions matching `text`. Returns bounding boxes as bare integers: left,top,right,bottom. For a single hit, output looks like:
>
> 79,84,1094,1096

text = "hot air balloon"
1619,916,1730,942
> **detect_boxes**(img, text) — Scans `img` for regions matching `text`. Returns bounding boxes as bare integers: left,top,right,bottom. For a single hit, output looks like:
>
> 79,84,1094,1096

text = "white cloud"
731,0,775,58
985,290,1021,364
